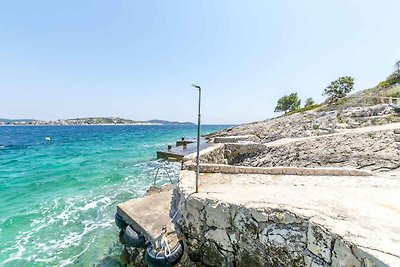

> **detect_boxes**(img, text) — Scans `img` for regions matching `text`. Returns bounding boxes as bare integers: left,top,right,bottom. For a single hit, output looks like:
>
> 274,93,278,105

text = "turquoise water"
0,125,228,266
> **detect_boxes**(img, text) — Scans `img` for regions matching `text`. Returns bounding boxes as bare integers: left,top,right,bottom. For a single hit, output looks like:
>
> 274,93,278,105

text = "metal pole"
192,85,201,193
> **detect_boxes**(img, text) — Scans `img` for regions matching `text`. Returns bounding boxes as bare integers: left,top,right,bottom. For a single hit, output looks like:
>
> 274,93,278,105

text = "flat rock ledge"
183,163,373,177
171,170,400,267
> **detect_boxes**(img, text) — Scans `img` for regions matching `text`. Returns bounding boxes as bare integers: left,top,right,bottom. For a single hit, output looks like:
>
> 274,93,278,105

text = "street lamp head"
191,84,201,90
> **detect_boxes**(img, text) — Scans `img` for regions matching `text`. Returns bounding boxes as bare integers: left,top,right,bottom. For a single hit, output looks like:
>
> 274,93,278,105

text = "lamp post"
191,84,201,193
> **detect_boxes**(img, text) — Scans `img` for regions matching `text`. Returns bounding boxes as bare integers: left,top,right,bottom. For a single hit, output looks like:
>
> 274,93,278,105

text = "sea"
0,125,229,267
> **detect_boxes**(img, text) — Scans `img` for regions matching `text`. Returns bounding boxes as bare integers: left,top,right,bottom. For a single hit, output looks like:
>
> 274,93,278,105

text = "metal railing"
153,166,174,186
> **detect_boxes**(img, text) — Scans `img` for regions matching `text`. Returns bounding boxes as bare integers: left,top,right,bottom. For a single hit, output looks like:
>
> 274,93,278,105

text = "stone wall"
172,188,387,267
223,143,263,165
182,143,264,166
183,144,226,165
183,163,372,176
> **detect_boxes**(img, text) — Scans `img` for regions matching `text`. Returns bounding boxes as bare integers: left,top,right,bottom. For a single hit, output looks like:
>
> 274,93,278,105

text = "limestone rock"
234,130,400,172
307,223,334,263
233,209,259,239
304,251,329,267
331,238,361,267
250,209,269,222
268,211,303,224
202,241,225,266
206,104,400,144
204,229,233,252
205,201,231,229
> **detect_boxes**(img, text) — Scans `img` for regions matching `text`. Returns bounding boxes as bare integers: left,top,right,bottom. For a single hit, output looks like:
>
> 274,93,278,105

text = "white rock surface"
173,170,400,266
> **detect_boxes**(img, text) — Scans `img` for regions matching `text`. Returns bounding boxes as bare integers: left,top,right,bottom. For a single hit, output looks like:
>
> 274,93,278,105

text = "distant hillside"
147,119,194,125
0,117,195,126
0,118,36,123
70,117,142,124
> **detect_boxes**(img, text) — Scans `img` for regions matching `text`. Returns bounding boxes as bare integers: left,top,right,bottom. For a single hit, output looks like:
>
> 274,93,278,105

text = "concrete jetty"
117,185,178,246
176,139,196,147
156,139,213,161
176,169,400,266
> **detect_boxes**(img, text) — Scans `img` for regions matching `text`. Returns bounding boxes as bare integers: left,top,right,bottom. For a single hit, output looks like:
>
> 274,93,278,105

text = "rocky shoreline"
116,103,400,266
207,104,400,143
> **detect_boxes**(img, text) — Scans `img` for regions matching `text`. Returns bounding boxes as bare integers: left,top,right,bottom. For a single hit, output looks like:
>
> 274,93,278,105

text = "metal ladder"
153,165,174,186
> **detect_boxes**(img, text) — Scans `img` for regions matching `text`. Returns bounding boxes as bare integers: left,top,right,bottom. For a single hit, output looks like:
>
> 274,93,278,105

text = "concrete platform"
157,139,214,161
176,139,195,146
179,170,400,266
117,187,178,246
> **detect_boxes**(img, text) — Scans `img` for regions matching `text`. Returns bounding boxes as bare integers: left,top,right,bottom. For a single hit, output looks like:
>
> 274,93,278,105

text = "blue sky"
1,1,400,124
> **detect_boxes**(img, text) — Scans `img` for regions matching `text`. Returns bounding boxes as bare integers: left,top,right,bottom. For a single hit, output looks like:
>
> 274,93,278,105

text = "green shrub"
286,103,323,116
386,115,399,123
368,132,376,139
389,91,400,98
333,97,349,106
387,73,400,85
304,97,315,107
377,81,390,88
337,114,343,123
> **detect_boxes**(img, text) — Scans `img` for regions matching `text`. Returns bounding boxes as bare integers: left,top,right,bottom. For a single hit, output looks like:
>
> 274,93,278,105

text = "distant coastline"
0,117,195,126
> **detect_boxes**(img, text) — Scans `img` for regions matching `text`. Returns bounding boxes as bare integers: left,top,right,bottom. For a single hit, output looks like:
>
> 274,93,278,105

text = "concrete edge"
182,143,224,162
183,163,373,176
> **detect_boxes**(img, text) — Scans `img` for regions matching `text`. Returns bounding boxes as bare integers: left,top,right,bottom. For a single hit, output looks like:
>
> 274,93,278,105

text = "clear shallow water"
0,125,229,267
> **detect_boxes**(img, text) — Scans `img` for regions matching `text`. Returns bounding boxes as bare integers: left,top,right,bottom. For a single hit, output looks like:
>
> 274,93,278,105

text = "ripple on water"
0,125,228,266
0,161,180,266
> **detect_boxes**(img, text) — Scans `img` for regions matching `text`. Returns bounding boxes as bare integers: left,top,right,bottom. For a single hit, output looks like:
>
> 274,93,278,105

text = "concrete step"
117,186,179,247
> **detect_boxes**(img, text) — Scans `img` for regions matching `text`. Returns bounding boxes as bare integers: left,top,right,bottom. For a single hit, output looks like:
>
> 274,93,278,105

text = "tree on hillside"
304,97,315,107
323,76,354,102
386,60,400,85
274,93,301,113
395,59,400,75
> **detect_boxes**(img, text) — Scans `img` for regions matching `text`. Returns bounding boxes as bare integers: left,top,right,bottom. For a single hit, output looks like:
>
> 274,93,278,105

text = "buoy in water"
44,136,51,141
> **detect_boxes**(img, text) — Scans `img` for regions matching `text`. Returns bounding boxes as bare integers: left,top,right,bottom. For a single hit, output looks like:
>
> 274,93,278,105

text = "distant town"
0,117,194,126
